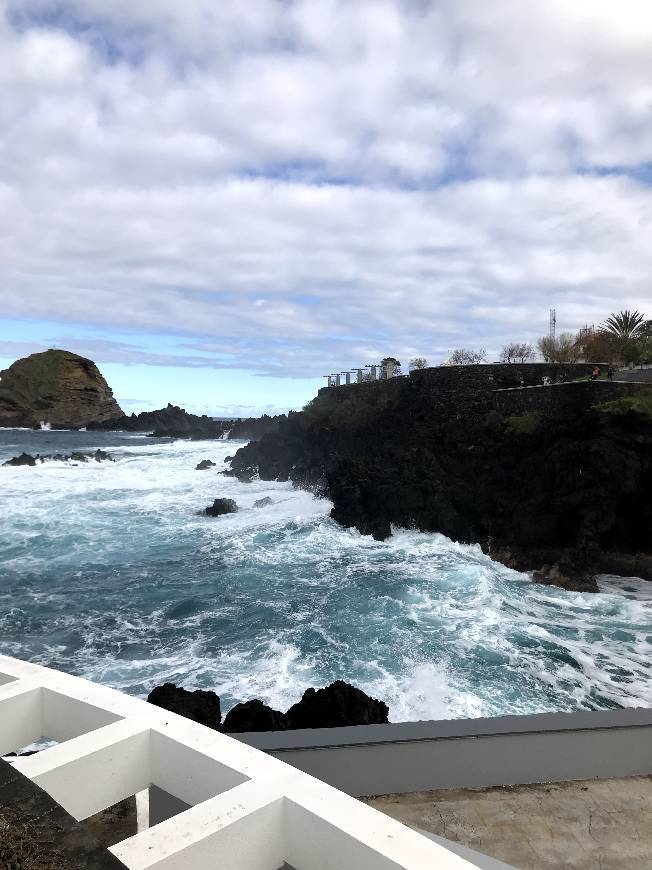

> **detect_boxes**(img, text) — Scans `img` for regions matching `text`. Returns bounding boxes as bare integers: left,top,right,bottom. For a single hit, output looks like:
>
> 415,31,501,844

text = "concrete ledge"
235,706,652,751
235,707,652,797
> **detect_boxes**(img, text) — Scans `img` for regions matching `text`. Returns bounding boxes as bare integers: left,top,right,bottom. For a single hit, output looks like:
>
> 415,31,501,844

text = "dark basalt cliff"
228,366,652,591
0,349,124,429
90,403,283,440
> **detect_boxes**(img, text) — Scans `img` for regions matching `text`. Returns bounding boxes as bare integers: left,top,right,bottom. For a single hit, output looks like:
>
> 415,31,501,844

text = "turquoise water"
1,429,650,721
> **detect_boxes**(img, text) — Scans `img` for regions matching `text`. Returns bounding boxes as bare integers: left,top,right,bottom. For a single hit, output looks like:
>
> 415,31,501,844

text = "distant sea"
1,428,650,720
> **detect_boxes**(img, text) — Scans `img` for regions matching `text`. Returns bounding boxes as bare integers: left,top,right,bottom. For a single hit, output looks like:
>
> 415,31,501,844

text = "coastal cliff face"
0,349,124,429
229,370,652,589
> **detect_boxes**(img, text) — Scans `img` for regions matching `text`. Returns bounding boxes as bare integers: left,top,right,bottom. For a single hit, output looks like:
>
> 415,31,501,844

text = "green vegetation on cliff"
595,392,652,422
504,411,544,434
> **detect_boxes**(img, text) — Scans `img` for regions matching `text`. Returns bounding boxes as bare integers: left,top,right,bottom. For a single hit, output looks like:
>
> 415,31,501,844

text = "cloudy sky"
1,1,651,415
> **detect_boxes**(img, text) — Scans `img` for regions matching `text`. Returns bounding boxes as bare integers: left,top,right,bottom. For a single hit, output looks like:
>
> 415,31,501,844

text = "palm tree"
600,310,646,339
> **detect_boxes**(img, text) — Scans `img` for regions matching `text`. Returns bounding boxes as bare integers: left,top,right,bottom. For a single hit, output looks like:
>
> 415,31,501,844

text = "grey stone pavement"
617,367,652,383
364,775,652,870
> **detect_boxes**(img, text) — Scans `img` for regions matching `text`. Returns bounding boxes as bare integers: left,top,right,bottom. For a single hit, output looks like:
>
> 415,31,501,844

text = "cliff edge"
0,349,124,429
228,366,652,591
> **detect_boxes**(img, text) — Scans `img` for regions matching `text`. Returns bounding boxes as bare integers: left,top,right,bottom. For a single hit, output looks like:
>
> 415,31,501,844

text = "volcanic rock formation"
146,683,222,729
0,349,124,429
90,404,284,440
205,498,238,516
147,680,388,732
286,681,390,729
222,700,290,733
227,368,652,591
2,449,114,466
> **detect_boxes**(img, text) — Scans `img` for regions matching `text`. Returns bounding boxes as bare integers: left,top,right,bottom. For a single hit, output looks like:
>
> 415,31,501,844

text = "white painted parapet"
0,655,479,870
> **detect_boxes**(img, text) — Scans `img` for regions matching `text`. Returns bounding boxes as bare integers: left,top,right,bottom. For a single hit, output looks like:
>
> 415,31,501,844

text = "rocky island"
0,349,124,429
0,349,282,440
227,364,652,591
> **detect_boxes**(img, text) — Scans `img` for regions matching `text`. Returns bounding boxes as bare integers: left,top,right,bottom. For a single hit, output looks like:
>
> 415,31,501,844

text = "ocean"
1,428,650,722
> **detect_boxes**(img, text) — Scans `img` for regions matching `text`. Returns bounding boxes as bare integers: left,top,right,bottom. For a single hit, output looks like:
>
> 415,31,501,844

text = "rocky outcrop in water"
287,681,389,729
90,404,284,441
2,449,114,467
147,683,222,729
227,372,652,591
147,680,387,732
205,498,238,516
2,452,37,467
222,700,290,733
196,459,216,470
90,404,224,438
0,349,124,429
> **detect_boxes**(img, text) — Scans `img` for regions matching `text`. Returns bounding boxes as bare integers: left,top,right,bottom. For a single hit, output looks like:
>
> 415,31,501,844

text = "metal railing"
0,655,478,869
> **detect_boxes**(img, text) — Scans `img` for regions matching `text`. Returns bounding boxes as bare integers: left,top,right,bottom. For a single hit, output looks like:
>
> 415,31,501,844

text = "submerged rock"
253,496,273,508
286,680,389,729
532,563,598,593
205,498,238,516
147,683,221,729
222,699,290,733
491,546,600,593
2,452,37,467
196,459,216,470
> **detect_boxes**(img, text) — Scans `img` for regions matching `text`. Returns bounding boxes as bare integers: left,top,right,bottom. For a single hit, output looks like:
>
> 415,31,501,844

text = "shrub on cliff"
302,391,385,431
504,412,544,434
595,392,652,422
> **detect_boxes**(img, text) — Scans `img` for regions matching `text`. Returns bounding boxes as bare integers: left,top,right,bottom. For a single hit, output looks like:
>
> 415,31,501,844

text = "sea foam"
0,428,650,721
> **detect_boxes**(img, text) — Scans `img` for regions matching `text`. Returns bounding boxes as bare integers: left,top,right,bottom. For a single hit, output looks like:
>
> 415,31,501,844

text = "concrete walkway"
364,775,652,869
617,367,652,383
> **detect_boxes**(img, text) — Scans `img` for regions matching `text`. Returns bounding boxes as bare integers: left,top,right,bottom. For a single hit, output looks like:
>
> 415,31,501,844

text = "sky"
1,1,651,416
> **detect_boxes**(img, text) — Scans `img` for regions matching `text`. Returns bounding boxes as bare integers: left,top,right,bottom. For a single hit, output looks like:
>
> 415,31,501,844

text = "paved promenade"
365,775,652,870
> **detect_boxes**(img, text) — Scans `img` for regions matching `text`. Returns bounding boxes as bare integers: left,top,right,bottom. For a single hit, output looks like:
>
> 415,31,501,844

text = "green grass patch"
302,392,382,429
504,411,544,434
14,349,68,392
594,392,652,421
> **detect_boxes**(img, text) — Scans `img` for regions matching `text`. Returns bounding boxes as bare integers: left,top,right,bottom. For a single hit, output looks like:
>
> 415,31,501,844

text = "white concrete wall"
0,656,482,870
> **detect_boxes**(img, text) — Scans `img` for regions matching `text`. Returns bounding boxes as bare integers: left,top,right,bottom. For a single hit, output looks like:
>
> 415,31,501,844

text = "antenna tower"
549,308,557,339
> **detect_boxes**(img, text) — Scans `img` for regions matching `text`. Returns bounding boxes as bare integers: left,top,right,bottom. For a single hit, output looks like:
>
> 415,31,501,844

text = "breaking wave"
0,429,650,720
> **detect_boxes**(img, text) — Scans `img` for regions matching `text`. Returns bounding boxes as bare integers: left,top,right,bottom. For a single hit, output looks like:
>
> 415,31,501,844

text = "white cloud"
0,0,651,377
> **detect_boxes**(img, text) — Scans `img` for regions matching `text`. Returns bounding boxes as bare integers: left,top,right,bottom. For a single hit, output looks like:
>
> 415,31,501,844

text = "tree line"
378,310,651,375
425,309,651,367
537,310,651,365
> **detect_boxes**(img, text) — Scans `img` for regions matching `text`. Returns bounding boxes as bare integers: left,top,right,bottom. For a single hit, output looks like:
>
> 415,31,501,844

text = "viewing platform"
2,655,651,868
0,655,497,869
